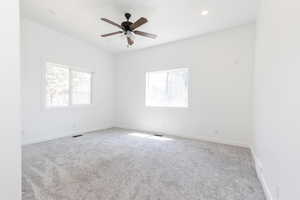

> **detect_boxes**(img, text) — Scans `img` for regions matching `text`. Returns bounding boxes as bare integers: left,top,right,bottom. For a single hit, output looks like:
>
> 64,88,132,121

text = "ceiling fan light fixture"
126,31,135,39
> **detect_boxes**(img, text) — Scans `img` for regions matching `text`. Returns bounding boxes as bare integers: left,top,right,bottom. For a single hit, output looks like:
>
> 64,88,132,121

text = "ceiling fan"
100,13,157,46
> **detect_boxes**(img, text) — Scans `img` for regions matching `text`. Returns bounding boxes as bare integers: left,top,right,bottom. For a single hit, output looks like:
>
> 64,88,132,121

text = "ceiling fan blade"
101,31,123,37
133,30,157,39
127,37,134,46
130,17,148,30
101,18,123,30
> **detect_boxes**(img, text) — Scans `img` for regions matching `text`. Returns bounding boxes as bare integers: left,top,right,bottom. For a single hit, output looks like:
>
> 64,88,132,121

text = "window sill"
145,105,189,108
43,104,95,111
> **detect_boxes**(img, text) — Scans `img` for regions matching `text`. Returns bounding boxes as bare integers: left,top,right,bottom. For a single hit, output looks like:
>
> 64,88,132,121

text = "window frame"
145,68,189,108
43,62,94,109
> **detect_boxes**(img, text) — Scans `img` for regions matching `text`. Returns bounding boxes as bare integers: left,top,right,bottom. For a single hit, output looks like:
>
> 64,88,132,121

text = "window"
46,62,92,108
71,71,92,105
46,64,69,107
146,68,189,107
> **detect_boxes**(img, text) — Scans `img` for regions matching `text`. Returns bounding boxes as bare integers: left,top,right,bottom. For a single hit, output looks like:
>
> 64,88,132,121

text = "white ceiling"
21,0,258,53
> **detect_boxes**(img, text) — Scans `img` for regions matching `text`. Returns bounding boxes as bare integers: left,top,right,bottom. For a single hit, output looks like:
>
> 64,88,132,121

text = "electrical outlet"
213,130,220,135
72,123,77,130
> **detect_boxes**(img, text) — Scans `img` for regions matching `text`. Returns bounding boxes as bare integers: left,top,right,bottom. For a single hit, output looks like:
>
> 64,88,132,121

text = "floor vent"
72,134,83,138
154,134,164,137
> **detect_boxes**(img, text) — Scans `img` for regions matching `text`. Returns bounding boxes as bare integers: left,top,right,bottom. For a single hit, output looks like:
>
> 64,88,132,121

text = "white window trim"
43,62,94,110
145,68,189,108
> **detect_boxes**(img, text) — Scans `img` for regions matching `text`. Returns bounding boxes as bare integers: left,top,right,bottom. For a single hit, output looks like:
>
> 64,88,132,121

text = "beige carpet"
22,128,265,200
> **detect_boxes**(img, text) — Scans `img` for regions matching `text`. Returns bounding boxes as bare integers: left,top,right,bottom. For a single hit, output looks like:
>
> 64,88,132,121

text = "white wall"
253,0,300,199
21,19,115,145
0,0,21,199
115,24,256,147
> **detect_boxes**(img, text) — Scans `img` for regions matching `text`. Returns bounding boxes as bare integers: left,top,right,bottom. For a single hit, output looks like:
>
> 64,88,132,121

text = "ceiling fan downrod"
125,13,131,21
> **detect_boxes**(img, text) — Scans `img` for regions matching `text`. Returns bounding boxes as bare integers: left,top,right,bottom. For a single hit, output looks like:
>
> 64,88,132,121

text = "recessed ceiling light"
201,10,209,16
48,9,56,16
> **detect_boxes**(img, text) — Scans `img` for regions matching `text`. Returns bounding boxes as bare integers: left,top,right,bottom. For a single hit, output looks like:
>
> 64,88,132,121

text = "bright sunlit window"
71,71,92,105
146,68,189,107
46,62,92,107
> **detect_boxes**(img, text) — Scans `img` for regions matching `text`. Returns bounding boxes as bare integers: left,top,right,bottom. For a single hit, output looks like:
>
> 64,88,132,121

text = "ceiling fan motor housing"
121,21,133,32
122,13,133,32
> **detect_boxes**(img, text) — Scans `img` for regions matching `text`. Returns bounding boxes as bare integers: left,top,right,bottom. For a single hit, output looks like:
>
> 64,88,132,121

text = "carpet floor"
22,128,265,200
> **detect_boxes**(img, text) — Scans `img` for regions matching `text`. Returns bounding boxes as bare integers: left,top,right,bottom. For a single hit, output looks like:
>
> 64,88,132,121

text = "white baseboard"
113,124,249,148
184,134,249,148
22,126,113,146
251,147,274,200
